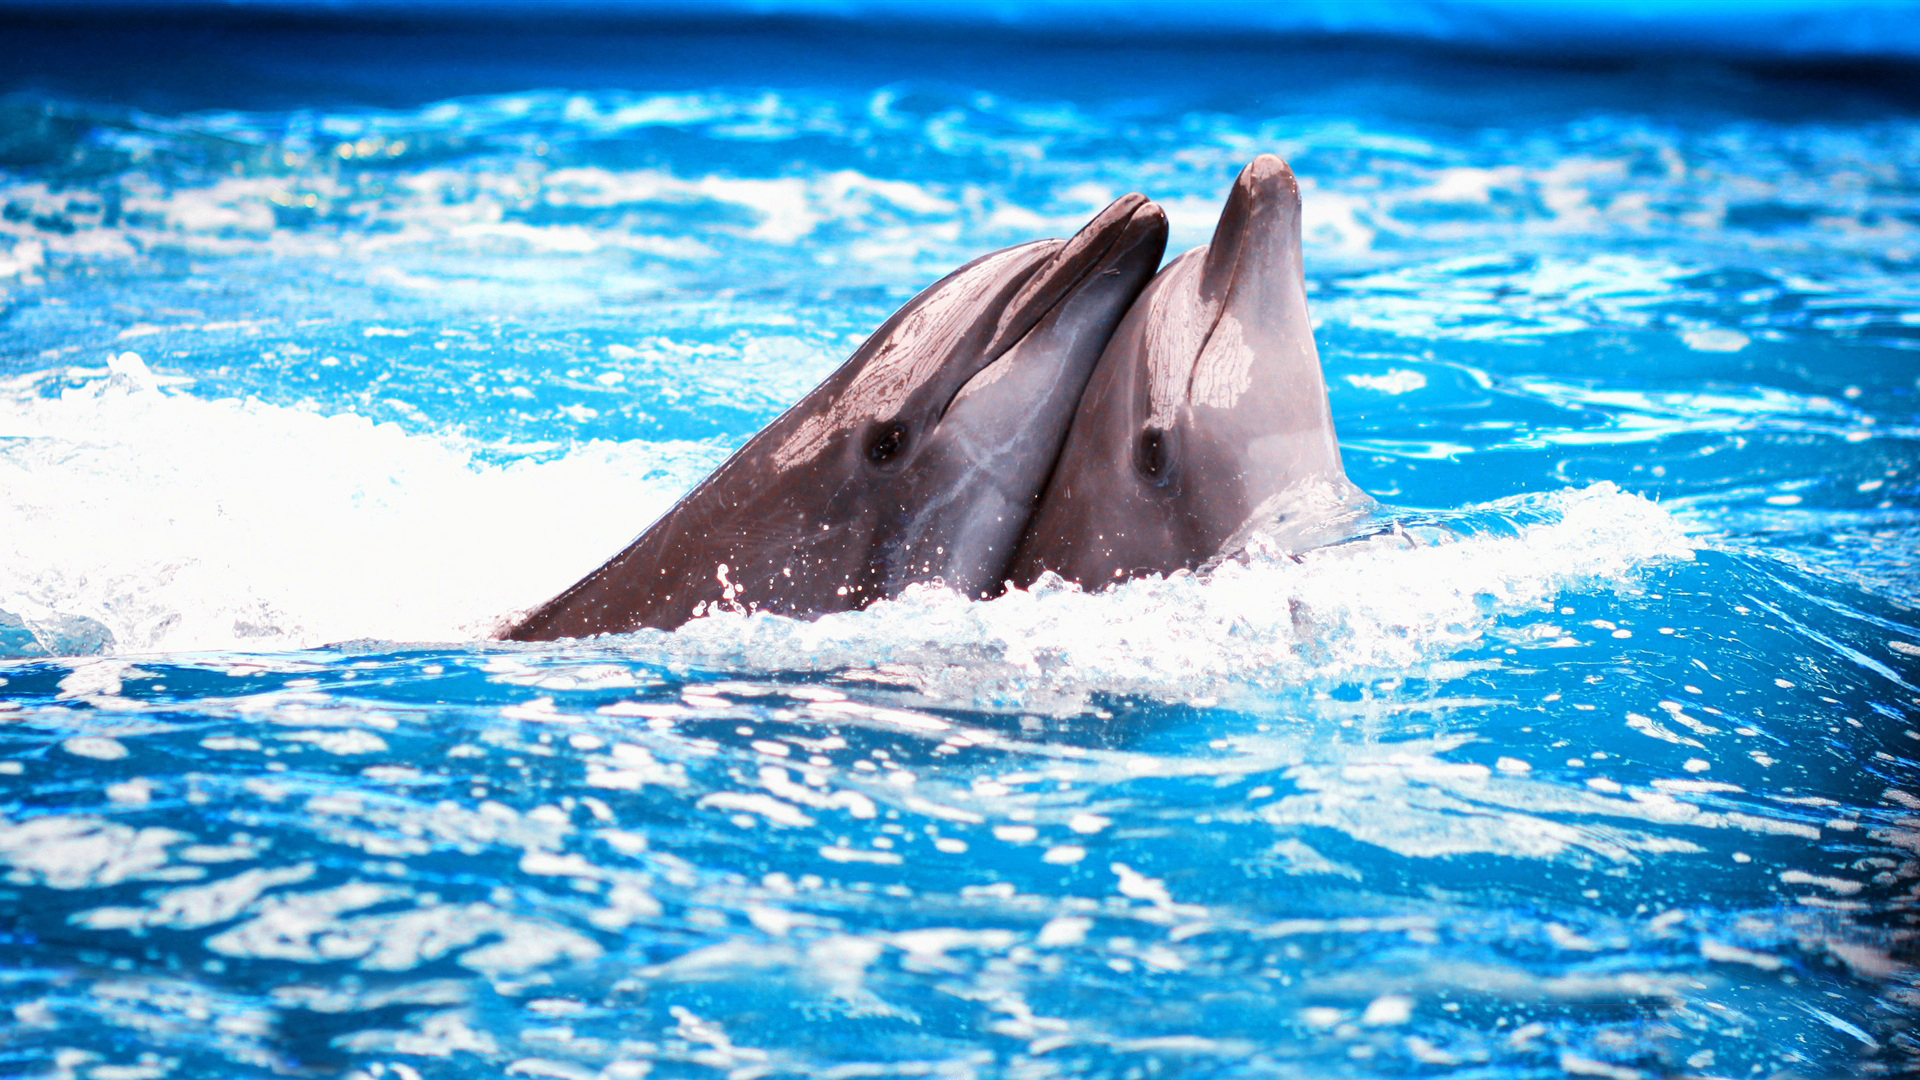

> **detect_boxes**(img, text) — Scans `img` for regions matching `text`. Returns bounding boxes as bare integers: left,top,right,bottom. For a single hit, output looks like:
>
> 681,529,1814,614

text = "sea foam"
0,356,716,655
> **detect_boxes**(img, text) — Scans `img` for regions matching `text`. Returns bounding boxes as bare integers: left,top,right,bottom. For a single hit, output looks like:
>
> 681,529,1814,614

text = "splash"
0,356,721,655
664,483,1695,708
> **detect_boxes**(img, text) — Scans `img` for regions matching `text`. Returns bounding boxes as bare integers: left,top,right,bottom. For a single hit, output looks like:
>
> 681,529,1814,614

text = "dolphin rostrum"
1009,155,1372,590
504,194,1169,639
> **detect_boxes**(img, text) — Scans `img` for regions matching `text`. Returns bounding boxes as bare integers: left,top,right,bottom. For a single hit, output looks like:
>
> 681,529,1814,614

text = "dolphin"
1008,155,1372,590
503,193,1169,640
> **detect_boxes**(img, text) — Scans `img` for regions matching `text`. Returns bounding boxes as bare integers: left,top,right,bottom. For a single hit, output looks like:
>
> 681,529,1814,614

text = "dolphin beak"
1196,154,1302,321
986,193,1168,358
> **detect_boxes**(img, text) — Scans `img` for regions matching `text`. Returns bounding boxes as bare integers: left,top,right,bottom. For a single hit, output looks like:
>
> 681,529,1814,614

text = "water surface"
1,12,1916,1079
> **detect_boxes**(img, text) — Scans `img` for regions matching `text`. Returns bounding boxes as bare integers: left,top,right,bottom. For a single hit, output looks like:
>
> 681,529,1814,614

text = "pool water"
1,10,1916,1079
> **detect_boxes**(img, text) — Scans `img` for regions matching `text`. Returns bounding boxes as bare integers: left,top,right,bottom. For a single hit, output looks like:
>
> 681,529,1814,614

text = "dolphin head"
764,193,1166,491
857,193,1170,597
1010,155,1370,589
503,193,1167,638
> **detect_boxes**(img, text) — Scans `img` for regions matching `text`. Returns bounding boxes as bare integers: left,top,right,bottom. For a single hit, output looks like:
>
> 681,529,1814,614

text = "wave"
0,355,722,655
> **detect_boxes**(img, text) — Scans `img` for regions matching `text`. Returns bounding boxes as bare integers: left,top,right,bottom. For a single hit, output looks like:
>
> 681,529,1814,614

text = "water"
2,11,1917,1079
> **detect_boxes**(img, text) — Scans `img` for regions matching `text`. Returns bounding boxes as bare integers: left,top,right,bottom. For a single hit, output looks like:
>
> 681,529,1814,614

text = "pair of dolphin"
503,155,1370,641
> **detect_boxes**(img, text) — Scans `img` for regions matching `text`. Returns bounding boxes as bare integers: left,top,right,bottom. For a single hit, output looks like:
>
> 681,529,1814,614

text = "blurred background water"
0,2,1916,1077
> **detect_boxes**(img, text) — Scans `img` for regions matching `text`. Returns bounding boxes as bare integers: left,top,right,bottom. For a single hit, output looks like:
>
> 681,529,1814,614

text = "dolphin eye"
867,422,909,465
1133,427,1172,484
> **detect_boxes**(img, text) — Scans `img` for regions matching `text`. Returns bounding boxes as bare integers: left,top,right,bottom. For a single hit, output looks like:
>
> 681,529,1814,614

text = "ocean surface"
1,8,1917,1078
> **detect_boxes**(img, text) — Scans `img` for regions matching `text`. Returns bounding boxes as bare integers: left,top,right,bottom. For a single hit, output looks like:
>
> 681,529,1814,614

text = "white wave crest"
665,483,1695,708
0,358,719,656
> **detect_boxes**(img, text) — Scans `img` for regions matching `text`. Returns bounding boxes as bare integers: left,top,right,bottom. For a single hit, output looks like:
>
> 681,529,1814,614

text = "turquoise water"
2,12,1917,1079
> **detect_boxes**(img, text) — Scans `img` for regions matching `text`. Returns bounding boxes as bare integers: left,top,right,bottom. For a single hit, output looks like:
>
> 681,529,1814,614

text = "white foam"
0,361,722,655
666,483,1695,708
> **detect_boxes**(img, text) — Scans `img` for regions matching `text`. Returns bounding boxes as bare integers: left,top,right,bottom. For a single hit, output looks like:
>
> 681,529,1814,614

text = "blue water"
2,10,1917,1079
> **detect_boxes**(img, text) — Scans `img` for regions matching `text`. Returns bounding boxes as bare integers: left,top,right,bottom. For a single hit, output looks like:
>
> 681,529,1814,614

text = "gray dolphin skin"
1009,155,1371,590
503,194,1169,639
